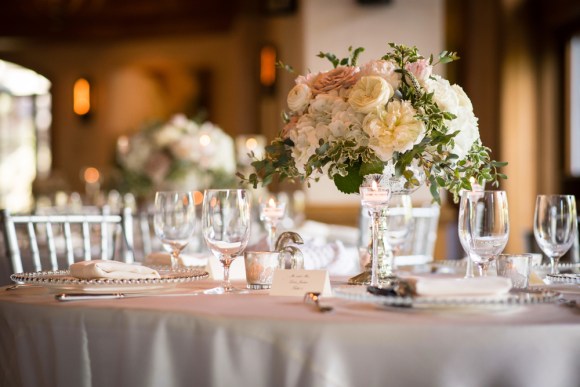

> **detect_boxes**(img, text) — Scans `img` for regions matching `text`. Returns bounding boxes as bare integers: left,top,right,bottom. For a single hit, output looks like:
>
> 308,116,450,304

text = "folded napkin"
69,260,160,280
414,276,512,297
145,252,208,267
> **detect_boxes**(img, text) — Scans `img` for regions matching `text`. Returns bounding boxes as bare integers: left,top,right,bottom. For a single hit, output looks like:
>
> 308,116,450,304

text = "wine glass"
153,191,197,269
461,190,509,276
202,189,251,293
533,195,577,274
384,194,413,269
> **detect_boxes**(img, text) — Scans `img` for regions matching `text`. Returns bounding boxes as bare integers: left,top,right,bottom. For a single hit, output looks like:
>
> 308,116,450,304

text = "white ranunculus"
348,76,393,114
287,84,312,112
362,100,426,160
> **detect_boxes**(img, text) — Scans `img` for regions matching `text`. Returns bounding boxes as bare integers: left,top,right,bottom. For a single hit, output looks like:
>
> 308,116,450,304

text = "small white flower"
348,76,393,113
287,84,312,112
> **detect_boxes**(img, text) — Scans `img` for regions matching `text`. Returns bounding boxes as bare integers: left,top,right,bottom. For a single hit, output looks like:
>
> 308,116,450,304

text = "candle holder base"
347,268,398,285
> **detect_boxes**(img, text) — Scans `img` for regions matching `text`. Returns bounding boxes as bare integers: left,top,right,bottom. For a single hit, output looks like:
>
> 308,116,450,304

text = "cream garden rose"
362,100,426,160
348,76,393,114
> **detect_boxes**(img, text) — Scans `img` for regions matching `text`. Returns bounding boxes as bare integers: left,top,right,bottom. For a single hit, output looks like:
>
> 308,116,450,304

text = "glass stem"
550,256,561,275
170,250,180,269
267,222,277,251
370,211,380,287
464,253,474,278
478,262,488,277
222,255,233,292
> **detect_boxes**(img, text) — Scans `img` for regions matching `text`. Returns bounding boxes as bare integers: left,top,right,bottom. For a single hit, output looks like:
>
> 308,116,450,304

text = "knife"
55,287,224,301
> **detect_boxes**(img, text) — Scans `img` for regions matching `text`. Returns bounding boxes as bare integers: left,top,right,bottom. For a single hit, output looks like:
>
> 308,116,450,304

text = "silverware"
304,292,333,313
55,287,224,301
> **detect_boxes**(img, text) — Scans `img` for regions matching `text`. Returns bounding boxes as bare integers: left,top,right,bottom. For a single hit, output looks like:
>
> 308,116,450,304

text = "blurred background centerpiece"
115,114,237,203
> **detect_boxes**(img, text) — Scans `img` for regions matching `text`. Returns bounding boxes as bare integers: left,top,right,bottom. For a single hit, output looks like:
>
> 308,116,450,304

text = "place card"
207,254,246,280
270,269,332,297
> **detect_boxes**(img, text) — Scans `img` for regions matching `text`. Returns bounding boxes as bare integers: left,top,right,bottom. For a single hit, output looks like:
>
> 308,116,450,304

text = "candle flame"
268,198,276,208
371,180,378,191
246,137,258,151
200,134,211,147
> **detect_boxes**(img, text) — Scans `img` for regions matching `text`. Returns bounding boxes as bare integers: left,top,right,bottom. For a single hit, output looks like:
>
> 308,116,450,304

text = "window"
0,60,51,212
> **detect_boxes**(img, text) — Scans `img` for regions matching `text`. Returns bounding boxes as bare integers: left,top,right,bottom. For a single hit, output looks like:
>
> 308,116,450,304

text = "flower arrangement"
241,44,506,202
117,114,236,198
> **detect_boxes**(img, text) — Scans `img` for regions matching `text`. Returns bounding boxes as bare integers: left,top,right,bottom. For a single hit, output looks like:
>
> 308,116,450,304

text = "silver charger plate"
10,266,209,294
333,285,560,308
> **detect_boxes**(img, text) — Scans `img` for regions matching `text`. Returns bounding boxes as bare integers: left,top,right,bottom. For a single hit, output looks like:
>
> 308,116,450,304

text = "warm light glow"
260,45,277,87
200,134,211,147
83,167,100,184
117,136,129,154
193,191,204,206
268,198,277,208
371,181,378,191
73,78,91,116
245,137,258,151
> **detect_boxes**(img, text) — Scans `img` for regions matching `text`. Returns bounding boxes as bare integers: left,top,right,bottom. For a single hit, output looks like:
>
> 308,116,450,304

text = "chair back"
1,206,135,274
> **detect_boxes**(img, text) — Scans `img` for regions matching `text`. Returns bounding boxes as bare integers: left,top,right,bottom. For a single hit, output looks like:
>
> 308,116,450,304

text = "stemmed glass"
533,195,577,274
384,194,413,269
153,191,197,269
460,190,509,276
202,189,251,293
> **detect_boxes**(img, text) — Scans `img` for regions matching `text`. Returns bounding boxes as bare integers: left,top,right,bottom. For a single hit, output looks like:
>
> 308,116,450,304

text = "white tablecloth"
1,279,580,387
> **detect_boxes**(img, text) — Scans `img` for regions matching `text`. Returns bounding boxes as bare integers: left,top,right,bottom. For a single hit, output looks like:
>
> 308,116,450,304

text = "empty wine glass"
202,189,251,293
533,195,577,274
460,190,509,276
153,191,197,269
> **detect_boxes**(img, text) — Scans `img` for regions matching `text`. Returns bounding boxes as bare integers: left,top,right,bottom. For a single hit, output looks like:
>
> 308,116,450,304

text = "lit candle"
261,198,285,219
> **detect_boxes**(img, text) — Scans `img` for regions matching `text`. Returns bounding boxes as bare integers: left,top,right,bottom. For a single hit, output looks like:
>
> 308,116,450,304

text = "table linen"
1,279,579,387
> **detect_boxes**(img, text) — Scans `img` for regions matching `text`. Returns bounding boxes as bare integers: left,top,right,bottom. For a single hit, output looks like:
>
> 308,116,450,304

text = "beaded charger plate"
545,273,580,285
333,285,560,309
10,266,209,294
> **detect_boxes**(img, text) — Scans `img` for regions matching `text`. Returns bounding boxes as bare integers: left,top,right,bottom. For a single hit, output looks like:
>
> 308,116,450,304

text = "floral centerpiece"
241,44,506,202
117,114,236,198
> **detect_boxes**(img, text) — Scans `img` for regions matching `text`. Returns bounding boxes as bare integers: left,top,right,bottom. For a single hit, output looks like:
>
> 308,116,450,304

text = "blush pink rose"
310,66,360,95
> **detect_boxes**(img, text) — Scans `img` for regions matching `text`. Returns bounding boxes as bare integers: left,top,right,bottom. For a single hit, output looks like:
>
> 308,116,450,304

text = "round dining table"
1,277,580,387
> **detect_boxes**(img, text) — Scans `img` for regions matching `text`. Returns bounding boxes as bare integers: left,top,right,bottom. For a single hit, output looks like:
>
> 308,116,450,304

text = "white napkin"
69,260,160,280
414,276,512,297
145,252,208,267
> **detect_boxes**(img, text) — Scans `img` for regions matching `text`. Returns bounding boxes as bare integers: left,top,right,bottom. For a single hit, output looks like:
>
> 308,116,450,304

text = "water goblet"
153,191,196,269
461,190,509,276
202,189,251,293
533,194,577,274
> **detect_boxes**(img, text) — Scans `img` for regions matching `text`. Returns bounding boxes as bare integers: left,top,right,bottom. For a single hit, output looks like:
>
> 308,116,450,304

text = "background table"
1,278,580,387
